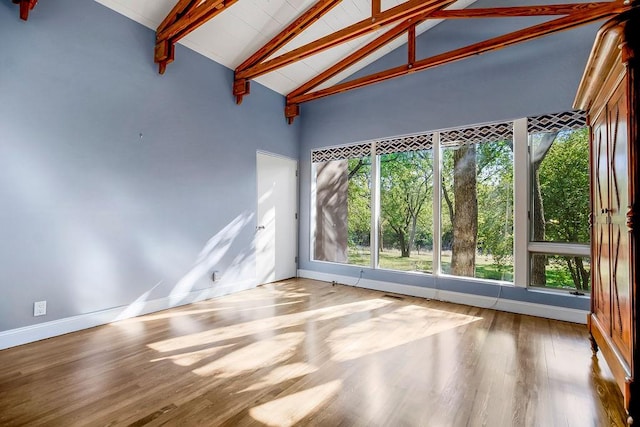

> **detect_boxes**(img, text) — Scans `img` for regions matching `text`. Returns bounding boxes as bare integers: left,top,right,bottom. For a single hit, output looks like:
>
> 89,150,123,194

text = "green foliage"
347,157,371,248
476,141,514,271
538,128,590,244
379,151,433,257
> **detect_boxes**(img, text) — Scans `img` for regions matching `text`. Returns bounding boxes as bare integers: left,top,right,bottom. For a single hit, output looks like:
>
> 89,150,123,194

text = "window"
440,124,514,282
527,111,590,292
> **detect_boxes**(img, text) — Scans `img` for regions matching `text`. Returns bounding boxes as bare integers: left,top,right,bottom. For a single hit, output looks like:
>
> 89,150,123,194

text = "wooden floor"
0,279,627,426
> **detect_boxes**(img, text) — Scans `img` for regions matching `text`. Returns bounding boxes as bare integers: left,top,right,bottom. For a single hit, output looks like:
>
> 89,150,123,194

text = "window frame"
309,111,590,293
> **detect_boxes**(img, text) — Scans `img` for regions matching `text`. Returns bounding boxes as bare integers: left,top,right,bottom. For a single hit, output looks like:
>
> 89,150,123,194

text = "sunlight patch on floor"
239,362,318,393
148,298,391,353
249,380,342,427
150,343,236,367
118,306,232,323
329,304,482,362
234,300,304,313
192,332,305,377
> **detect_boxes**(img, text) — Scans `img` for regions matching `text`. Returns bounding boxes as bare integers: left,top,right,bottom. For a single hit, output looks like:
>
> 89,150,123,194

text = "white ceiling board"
94,0,476,95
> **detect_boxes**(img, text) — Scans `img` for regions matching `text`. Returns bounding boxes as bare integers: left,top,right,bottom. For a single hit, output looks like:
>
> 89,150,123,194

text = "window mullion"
513,118,529,288
371,141,379,269
433,132,441,275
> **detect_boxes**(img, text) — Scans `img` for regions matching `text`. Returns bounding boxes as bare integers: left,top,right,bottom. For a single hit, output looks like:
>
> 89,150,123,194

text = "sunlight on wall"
113,281,163,321
249,380,343,427
169,211,254,305
148,298,391,353
193,331,305,378
329,305,482,362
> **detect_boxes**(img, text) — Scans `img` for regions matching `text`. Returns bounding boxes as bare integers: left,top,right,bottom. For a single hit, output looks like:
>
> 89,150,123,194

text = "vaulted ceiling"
15,0,633,122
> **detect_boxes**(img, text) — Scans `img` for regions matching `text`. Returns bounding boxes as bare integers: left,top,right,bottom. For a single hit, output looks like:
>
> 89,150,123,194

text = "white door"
256,152,298,284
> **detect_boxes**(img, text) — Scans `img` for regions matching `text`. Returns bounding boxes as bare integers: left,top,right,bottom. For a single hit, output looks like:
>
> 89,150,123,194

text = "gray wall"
298,0,601,310
0,0,298,331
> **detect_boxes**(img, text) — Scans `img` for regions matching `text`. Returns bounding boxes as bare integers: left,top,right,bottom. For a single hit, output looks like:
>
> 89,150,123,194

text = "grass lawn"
347,247,589,291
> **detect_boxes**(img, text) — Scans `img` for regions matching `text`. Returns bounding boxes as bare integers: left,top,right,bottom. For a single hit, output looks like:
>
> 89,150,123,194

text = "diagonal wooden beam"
233,0,343,104
236,0,458,81
235,0,342,73
12,0,37,21
157,0,226,43
286,2,627,120
157,0,194,34
287,19,420,100
429,2,620,18
155,0,238,74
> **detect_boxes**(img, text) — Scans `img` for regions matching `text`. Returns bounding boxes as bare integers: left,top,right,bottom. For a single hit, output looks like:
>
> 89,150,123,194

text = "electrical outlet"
34,301,47,316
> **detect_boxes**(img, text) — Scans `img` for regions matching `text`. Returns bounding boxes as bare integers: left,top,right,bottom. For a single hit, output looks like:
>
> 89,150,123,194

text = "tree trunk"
442,175,455,247
566,256,578,288
407,215,418,257
399,232,409,257
576,256,589,291
451,145,477,277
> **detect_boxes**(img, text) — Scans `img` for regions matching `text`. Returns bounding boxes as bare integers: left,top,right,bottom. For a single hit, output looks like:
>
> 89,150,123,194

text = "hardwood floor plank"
0,279,627,426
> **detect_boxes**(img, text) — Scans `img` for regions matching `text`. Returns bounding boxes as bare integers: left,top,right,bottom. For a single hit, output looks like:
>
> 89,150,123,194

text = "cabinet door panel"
608,82,632,361
591,112,612,329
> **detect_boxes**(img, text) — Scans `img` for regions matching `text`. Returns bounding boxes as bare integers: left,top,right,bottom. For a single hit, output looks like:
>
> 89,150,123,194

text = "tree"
538,128,590,290
442,139,513,279
380,151,433,257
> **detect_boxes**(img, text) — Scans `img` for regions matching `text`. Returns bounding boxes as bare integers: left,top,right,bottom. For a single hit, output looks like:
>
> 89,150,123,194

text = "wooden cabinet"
574,8,639,425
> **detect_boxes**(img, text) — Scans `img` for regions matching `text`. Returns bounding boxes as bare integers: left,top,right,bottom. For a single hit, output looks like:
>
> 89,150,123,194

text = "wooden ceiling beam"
286,2,627,120
288,18,420,100
429,2,620,18
236,0,458,81
408,23,416,65
372,0,381,16
233,0,343,104
287,2,618,102
12,0,37,21
155,0,238,74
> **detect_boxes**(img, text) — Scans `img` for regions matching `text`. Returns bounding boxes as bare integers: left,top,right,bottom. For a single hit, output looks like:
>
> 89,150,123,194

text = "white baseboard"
1,272,587,351
297,269,588,324
0,280,255,351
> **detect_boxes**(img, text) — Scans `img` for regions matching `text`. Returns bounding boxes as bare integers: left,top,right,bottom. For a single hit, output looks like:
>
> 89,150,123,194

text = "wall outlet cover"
34,301,47,316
